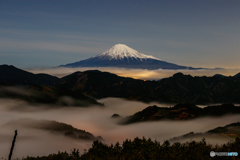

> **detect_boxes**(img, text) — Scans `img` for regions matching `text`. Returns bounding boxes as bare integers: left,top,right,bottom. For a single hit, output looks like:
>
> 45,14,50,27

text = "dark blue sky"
0,0,239,68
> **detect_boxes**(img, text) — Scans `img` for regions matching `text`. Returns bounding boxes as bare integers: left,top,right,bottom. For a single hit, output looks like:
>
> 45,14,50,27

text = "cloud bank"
26,67,240,80
0,98,239,158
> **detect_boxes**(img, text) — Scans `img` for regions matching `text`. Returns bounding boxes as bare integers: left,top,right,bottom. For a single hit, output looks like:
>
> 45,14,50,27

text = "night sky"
0,0,239,69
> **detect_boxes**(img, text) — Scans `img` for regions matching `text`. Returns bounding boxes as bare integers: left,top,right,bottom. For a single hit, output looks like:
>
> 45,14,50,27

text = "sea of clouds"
0,97,239,158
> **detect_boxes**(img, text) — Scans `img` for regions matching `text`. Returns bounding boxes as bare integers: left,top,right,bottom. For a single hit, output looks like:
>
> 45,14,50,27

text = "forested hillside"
23,137,240,160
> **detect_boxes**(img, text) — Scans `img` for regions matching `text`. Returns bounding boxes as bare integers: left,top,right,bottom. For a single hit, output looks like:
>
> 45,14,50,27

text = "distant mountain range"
57,70,240,104
1,64,240,104
60,44,203,70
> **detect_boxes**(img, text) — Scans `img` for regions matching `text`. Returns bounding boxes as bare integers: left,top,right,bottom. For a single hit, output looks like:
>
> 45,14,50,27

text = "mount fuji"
60,44,200,70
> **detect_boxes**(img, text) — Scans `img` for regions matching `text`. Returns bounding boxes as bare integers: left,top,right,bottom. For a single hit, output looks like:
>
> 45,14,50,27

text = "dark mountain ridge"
234,72,240,78
0,85,102,106
0,65,102,106
59,70,240,104
59,70,145,99
0,65,60,86
1,64,240,104
120,103,240,124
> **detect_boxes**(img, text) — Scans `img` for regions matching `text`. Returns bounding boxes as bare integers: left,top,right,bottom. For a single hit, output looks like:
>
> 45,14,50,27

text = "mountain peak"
94,44,160,61
60,44,199,70
113,43,129,48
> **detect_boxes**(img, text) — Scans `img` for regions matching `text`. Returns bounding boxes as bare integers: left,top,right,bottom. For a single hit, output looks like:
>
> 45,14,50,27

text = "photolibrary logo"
210,151,238,157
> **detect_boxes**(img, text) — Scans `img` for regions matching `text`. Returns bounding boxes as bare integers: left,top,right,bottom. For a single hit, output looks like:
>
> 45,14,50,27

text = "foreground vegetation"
21,137,240,160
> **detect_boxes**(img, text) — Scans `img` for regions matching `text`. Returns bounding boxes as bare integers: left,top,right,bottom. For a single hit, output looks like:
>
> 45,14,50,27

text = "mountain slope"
60,44,200,70
0,65,102,107
59,70,157,101
59,70,240,104
1,65,240,104
0,65,60,86
234,72,240,78
170,122,240,143
120,104,240,124
4,118,102,140
93,44,160,61
0,85,103,106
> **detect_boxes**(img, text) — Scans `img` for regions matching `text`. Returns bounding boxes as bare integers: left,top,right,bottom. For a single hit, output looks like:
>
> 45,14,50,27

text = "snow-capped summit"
60,44,200,70
95,44,160,61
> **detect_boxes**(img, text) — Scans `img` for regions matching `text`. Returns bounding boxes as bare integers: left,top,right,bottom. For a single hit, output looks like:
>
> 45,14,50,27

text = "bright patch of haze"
0,98,240,158
26,67,240,80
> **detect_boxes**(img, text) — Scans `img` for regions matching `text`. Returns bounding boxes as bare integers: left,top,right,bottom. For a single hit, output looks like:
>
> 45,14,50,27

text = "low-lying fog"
0,98,239,158
26,67,240,80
